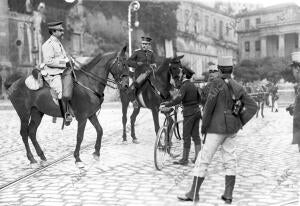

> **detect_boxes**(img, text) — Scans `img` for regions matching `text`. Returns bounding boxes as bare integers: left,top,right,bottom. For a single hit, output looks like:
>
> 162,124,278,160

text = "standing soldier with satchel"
41,21,73,126
177,56,257,204
288,51,300,152
161,66,202,165
127,36,157,107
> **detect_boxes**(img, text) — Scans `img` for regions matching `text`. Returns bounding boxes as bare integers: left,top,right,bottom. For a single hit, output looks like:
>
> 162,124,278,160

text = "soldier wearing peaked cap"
41,21,73,126
177,56,257,204
127,36,157,108
161,65,202,166
289,51,300,152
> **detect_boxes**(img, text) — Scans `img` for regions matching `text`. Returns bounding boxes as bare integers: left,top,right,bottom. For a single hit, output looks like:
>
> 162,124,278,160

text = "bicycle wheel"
169,120,183,159
154,126,170,170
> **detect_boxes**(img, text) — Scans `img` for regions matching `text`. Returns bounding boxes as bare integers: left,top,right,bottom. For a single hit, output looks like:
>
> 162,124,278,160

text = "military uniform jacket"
201,77,243,134
42,35,68,75
127,49,155,77
293,87,300,144
165,79,201,117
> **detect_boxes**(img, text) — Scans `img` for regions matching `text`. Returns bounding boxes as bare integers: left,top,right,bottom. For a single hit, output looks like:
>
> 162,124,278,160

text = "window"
226,23,229,36
245,41,250,52
255,40,260,51
219,20,223,38
256,18,261,25
205,16,209,31
213,19,217,32
245,19,250,29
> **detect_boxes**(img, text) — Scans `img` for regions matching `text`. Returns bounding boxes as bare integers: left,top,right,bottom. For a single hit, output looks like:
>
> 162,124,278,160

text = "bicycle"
154,105,183,170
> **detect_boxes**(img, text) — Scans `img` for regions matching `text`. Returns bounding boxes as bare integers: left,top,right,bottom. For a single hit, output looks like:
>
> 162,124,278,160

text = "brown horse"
120,55,183,142
4,46,129,166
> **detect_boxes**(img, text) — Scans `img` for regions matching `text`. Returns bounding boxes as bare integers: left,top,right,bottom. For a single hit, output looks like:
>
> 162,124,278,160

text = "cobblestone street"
0,102,299,206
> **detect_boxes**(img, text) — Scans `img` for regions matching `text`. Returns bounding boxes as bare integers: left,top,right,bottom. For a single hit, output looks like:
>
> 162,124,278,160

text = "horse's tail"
4,72,24,90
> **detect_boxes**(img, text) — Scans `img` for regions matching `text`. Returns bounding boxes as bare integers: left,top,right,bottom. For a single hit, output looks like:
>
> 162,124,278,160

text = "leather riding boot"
192,144,201,164
173,147,189,165
221,175,236,204
63,99,72,126
177,176,204,202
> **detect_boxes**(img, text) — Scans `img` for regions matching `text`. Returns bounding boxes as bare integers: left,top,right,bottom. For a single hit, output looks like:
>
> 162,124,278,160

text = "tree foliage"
233,57,290,83
82,1,179,52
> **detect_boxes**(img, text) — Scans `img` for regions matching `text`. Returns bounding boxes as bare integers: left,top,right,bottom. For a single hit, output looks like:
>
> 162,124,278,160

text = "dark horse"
120,55,184,142
5,46,129,166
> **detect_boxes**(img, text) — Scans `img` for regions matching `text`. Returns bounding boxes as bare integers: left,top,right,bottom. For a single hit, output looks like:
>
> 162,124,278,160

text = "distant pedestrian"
290,51,300,152
177,56,257,204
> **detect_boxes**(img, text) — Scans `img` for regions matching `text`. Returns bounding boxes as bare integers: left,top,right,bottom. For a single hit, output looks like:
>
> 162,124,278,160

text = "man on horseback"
41,21,73,126
127,36,157,107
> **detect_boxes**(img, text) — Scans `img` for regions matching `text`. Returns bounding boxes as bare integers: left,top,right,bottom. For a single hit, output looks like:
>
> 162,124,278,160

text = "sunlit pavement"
0,105,299,206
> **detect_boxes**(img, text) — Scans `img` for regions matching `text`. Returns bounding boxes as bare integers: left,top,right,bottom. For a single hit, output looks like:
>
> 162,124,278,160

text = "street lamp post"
128,1,140,56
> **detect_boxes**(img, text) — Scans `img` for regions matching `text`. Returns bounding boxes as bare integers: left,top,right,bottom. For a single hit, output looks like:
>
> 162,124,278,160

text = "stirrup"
64,113,73,125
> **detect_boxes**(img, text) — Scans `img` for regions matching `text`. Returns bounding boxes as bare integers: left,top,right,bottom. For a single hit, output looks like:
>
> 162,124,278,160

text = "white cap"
208,64,218,71
218,56,233,66
292,52,300,63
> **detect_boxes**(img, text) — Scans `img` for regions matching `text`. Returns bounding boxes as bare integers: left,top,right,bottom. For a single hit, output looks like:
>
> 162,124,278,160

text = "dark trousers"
183,111,201,148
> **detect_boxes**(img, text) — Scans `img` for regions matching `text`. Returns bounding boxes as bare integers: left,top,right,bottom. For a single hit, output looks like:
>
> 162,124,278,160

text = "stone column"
0,0,10,67
278,34,285,57
261,36,267,58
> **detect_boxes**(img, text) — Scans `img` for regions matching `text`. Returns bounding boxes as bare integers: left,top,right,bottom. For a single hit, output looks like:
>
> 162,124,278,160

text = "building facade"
237,3,300,61
175,2,238,77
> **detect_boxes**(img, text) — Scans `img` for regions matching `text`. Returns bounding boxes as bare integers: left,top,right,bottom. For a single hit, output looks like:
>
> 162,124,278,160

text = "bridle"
76,55,128,89
73,55,128,99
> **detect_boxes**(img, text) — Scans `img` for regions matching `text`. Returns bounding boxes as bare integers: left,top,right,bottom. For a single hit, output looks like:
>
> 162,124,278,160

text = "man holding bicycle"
161,66,202,165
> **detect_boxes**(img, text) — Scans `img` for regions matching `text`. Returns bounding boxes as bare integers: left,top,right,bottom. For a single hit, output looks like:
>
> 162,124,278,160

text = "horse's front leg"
151,107,160,135
130,106,140,143
88,114,103,160
74,118,87,164
121,96,129,142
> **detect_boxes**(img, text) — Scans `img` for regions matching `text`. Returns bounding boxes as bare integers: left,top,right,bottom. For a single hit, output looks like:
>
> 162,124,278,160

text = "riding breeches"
182,111,201,148
44,74,62,99
193,133,237,177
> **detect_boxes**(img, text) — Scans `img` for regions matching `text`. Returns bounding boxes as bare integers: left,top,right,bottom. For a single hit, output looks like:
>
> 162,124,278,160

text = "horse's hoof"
132,139,140,144
122,140,128,145
76,162,85,169
93,153,100,161
39,160,47,167
30,163,39,169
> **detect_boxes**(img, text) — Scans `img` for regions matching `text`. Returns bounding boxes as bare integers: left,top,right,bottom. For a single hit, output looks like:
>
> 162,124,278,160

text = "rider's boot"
173,147,189,165
64,99,73,126
192,144,201,163
58,99,72,126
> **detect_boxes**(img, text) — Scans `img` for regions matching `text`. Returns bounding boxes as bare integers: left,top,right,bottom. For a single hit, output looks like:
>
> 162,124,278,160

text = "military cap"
208,64,218,72
218,56,233,66
182,66,195,75
141,36,152,43
47,21,64,30
292,52,300,63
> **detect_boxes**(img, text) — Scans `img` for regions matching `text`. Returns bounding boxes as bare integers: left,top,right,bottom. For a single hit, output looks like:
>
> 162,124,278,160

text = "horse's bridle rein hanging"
73,55,127,99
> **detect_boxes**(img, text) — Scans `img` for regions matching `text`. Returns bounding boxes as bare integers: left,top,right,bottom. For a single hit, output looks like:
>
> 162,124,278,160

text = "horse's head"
152,55,184,99
168,55,184,80
109,46,130,90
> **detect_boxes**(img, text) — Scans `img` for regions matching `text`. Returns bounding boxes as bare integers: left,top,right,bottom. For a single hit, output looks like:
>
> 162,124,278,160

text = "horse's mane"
156,58,171,74
82,51,117,71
